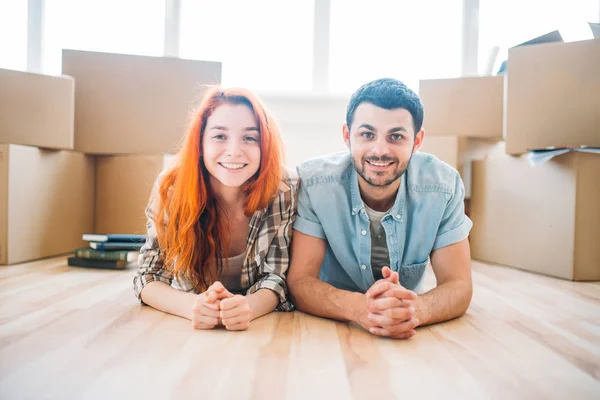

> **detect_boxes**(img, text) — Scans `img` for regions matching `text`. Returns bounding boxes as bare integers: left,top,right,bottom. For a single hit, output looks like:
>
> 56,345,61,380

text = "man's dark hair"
346,78,424,136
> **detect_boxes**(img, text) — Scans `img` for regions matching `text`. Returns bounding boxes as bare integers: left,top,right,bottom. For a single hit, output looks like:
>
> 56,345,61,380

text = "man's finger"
368,310,414,326
366,281,396,299
374,306,415,321
376,286,417,301
369,318,419,336
382,266,392,279
368,312,396,326
381,267,400,285
369,296,414,312
368,298,416,319
368,296,403,311
392,330,416,340
370,328,416,340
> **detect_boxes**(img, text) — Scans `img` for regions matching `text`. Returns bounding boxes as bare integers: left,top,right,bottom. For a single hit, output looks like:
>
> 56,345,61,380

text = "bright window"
43,0,165,75
179,0,315,93
0,0,28,71
328,0,463,93
478,0,599,74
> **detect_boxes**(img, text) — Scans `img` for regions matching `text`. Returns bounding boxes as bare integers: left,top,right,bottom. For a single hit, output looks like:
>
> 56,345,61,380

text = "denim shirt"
293,151,472,293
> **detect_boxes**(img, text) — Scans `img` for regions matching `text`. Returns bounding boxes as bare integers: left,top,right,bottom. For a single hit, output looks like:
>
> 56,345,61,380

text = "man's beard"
352,152,413,187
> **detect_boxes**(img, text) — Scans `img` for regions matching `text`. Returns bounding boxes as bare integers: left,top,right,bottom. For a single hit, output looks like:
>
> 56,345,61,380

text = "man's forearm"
289,276,365,323
415,280,472,326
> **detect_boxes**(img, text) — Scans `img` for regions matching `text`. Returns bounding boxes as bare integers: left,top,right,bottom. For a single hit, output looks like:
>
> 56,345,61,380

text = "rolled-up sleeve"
292,175,326,239
432,171,473,250
133,183,174,303
247,180,298,312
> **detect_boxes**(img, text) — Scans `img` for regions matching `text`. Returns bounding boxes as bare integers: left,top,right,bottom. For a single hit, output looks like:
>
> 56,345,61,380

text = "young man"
287,78,473,340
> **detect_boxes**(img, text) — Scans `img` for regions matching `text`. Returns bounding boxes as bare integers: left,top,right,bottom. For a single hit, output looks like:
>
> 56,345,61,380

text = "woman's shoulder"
265,167,299,213
153,166,178,196
278,166,299,194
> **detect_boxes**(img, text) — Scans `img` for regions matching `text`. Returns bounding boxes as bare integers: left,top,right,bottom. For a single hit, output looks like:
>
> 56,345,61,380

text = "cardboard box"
505,39,600,154
419,76,504,139
470,152,600,281
0,144,94,265
418,136,505,198
62,50,222,155
0,69,75,150
95,154,175,235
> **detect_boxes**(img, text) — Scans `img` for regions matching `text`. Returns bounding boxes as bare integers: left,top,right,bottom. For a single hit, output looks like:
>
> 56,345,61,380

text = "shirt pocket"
398,260,428,291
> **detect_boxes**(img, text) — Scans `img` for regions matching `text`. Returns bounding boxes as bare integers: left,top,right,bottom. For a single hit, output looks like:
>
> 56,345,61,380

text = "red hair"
155,87,284,292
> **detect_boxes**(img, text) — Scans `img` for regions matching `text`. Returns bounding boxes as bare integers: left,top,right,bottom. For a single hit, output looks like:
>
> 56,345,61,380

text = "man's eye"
391,134,403,140
361,132,374,139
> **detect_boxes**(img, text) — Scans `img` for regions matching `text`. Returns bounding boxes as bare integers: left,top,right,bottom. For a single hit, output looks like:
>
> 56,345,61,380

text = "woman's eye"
213,134,226,140
244,136,259,142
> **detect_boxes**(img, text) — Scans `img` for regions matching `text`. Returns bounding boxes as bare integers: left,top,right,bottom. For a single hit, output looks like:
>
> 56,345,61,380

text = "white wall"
261,94,350,168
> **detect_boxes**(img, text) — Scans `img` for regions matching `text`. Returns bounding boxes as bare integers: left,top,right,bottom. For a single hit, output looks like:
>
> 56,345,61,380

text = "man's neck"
357,176,401,212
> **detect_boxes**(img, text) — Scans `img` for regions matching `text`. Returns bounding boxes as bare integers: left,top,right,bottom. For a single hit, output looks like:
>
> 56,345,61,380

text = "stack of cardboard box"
0,50,221,265
0,68,94,265
418,75,506,199
419,38,600,281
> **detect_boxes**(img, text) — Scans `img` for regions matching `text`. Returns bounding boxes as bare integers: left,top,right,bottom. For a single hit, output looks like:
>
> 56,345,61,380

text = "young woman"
134,87,297,331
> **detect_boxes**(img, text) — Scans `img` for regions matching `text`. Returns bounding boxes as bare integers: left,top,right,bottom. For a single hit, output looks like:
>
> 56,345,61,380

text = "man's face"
343,103,423,187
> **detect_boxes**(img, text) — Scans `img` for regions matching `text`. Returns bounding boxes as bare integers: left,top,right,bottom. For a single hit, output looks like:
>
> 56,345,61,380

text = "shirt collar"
350,168,405,222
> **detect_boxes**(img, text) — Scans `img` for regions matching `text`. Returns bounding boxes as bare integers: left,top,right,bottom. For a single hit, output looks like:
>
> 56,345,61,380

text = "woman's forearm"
247,289,279,321
141,282,280,323
140,281,198,320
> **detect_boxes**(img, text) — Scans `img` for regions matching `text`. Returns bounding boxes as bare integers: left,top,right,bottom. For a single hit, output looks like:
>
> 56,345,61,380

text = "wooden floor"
0,256,599,400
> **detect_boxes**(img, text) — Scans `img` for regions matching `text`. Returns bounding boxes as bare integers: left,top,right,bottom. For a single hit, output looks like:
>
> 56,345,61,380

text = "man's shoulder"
296,151,353,187
407,152,460,195
279,166,299,193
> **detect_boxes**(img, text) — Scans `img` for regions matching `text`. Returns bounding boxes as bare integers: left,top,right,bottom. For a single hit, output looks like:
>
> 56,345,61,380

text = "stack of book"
68,233,146,270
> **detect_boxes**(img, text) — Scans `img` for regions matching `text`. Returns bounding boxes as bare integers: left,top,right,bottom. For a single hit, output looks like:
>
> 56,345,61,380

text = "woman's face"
202,103,261,190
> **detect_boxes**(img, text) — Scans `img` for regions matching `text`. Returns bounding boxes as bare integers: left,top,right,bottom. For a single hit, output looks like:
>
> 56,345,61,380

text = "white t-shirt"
171,252,246,293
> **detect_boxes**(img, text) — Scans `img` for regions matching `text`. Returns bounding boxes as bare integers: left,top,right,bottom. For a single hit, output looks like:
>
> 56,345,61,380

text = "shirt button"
361,265,367,270
361,230,367,236
396,214,401,219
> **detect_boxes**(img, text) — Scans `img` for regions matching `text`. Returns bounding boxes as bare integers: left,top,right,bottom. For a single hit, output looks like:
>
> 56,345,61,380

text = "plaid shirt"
133,169,298,311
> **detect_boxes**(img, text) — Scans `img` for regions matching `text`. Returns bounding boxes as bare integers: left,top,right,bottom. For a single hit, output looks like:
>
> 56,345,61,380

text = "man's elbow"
287,275,302,305
287,274,310,310
457,280,473,317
